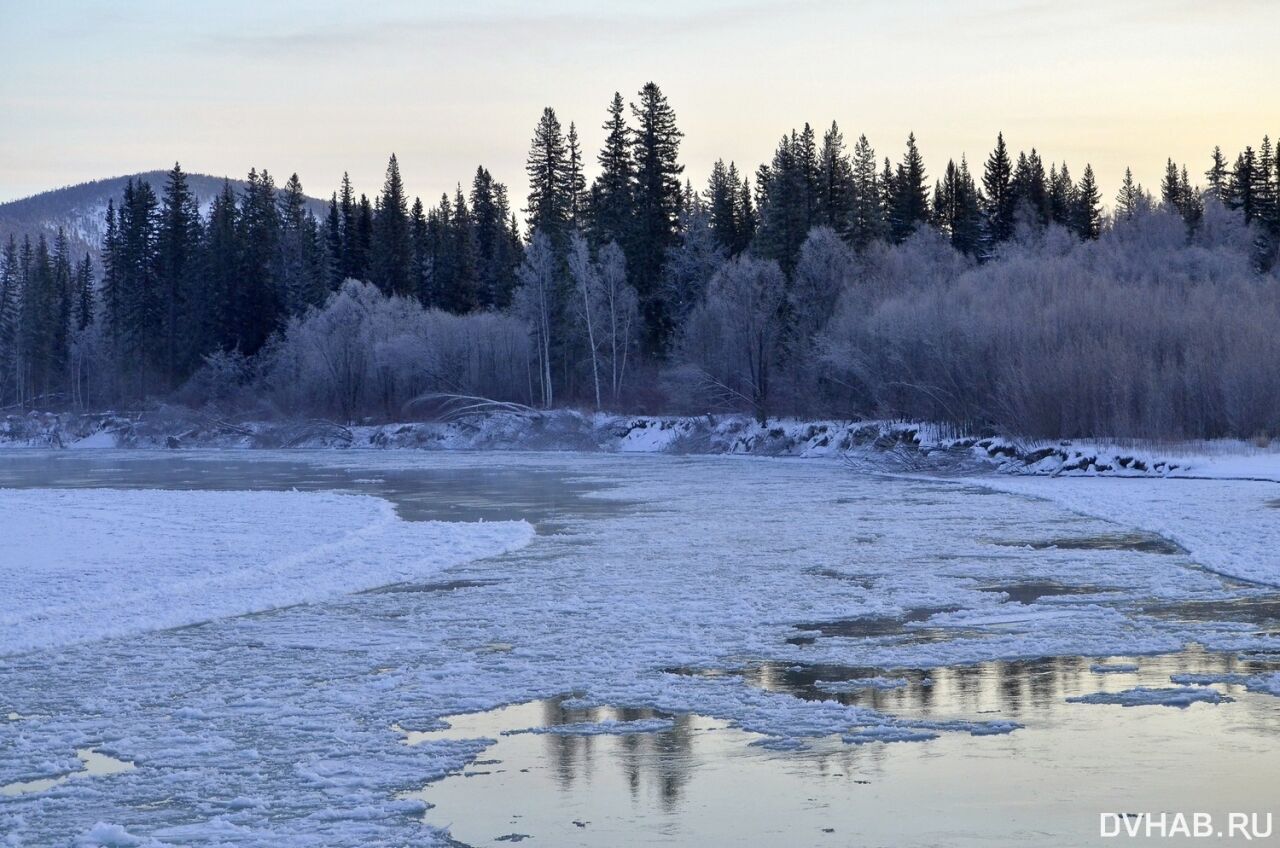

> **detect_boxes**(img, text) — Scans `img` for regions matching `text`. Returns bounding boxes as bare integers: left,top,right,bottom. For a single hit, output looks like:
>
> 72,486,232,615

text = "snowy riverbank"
6,408,1278,480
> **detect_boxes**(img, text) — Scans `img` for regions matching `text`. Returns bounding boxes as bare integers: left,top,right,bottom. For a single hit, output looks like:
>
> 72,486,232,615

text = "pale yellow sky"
2,0,1275,209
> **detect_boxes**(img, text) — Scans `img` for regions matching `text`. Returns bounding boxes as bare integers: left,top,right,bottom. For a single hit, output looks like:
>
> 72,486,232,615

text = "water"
1,449,1277,846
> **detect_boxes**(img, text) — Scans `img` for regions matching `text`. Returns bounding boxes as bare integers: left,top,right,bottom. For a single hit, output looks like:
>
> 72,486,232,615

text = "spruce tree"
157,162,202,386
735,175,758,253
590,92,634,248
629,82,684,353
470,167,519,310
525,106,571,246
565,123,588,229
117,179,162,388
753,131,815,274
278,173,321,314
447,184,478,312
888,133,929,243
74,256,94,333
982,132,1015,245
354,194,374,279
201,180,241,353
816,121,856,239
1115,167,1141,220
409,197,431,305
1205,146,1229,201
705,159,739,253
372,154,412,296
849,134,883,250
1228,148,1256,222
236,169,282,355
1073,165,1102,239
100,199,122,353
324,193,344,289
338,173,358,279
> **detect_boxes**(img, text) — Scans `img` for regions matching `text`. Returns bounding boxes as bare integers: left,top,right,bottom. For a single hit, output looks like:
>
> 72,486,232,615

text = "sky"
1,0,1276,209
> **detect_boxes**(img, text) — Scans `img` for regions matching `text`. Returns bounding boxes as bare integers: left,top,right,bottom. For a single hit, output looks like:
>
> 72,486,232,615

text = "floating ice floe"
501,718,675,736
1091,662,1140,674
1067,686,1233,708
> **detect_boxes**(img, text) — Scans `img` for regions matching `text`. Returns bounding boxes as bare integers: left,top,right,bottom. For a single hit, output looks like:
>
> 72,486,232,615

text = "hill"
0,172,328,264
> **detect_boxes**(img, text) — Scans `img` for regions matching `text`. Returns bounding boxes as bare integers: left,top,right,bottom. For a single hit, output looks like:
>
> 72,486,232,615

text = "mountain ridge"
0,171,329,264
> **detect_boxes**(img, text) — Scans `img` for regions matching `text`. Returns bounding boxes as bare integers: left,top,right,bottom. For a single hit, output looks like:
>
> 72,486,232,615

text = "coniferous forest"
3,82,1280,440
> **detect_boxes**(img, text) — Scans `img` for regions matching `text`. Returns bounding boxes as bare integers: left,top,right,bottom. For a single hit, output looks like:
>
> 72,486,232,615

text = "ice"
3,450,1279,845
1067,687,1233,708
975,476,1280,587
0,488,534,654
1091,663,1140,674
814,676,908,692
842,726,939,744
502,718,675,736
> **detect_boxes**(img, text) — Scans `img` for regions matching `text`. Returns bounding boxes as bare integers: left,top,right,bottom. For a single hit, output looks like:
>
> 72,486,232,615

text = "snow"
0,488,534,654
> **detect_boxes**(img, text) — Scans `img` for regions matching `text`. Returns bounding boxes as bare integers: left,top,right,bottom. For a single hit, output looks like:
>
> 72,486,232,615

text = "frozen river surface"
1,450,1278,846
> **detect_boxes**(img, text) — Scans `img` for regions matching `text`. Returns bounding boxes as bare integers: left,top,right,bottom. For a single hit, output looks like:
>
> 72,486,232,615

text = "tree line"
2,82,1278,439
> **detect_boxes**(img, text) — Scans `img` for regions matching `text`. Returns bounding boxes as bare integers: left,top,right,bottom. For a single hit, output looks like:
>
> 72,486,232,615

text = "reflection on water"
411,648,1280,847
990,532,1184,555
0,749,135,796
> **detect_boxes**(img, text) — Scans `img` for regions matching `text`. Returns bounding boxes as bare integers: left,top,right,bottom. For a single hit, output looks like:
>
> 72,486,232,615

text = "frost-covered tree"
661,200,725,330
513,231,559,407
679,255,786,423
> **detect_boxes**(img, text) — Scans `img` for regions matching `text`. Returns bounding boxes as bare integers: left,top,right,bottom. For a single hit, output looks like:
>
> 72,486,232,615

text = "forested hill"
0,172,327,265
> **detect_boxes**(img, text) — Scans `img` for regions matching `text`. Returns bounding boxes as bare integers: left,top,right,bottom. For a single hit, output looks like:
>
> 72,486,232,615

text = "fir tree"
982,132,1015,245
372,154,412,296
590,92,634,248
565,123,588,229
525,106,571,246
735,175,758,253
409,196,431,305
754,130,816,274
157,162,202,386
324,193,344,289
849,134,883,250
1050,163,1077,227
338,172,358,279
74,255,94,333
629,82,684,353
705,159,739,252
279,172,324,314
1205,146,1229,201
354,194,374,280
816,121,856,239
1227,148,1256,222
470,167,519,310
1073,165,1102,239
236,169,282,355
1115,167,1141,220
888,133,929,243
201,180,241,352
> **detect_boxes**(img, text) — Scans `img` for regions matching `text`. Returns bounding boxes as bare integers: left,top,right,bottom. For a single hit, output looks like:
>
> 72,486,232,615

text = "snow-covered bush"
816,204,1280,439
262,280,531,420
